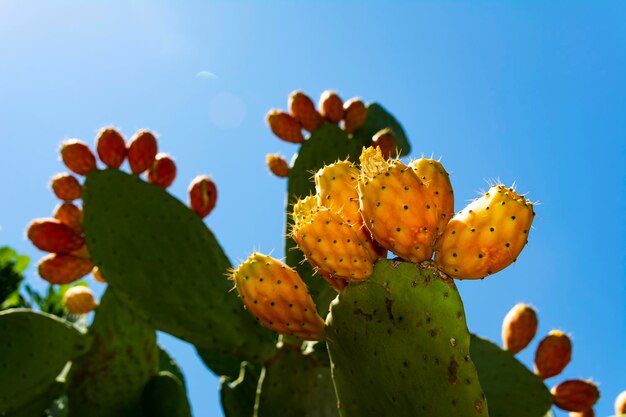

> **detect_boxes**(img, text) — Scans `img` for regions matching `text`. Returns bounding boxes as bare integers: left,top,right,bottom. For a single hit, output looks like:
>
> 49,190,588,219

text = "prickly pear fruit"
27,218,84,254
188,175,217,218
409,157,454,236
318,90,343,123
266,154,290,178
92,266,106,283
319,270,349,293
435,184,534,279
534,330,572,379
615,390,626,416
551,380,600,412
291,198,374,281
53,203,83,233
148,153,177,188
314,160,386,261
289,91,324,132
569,409,595,417
38,254,94,284
128,130,158,174
343,98,367,133
96,127,126,169
501,303,538,354
371,128,397,160
51,173,83,201
60,140,97,176
231,252,324,341
266,110,304,144
63,286,98,315
358,146,439,262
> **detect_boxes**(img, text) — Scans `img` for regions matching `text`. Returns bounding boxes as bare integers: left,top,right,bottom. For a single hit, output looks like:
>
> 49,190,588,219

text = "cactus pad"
0,309,90,414
141,371,192,417
254,343,339,417
326,260,488,417
220,362,262,417
470,335,552,417
66,288,158,416
83,169,276,366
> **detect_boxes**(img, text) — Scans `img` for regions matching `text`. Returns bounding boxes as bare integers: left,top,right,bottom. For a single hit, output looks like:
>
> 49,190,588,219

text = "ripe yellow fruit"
63,286,98,315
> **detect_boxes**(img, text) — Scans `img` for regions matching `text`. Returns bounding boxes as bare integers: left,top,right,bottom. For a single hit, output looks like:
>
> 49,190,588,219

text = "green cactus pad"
220,362,262,417
83,169,276,367
354,103,411,156
66,288,158,417
470,335,552,417
141,371,191,417
158,346,187,391
5,381,64,417
0,309,90,414
254,344,339,417
326,260,488,417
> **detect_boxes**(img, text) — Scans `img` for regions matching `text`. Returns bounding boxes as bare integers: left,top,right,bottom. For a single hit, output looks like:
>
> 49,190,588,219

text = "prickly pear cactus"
0,309,91,415
141,371,192,417
82,169,276,366
254,342,339,417
66,288,158,417
325,260,487,417
285,104,409,314
470,335,552,417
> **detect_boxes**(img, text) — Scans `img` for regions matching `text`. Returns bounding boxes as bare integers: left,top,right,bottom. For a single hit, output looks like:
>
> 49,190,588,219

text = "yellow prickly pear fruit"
63,286,98,315
615,391,626,416
318,90,344,124
266,110,304,144
291,196,374,281
551,380,600,412
358,146,439,262
289,91,324,132
230,252,324,341
343,98,367,133
314,160,386,261
266,154,290,178
409,158,454,236
534,330,572,379
434,184,534,279
501,303,538,354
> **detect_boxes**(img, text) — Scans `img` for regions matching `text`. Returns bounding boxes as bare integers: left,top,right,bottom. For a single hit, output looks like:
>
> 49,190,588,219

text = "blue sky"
0,1,624,416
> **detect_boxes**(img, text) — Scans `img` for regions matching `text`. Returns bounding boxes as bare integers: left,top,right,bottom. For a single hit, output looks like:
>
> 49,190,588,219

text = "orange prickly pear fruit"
501,303,538,354
314,160,386,261
569,409,595,417
127,129,158,175
358,146,439,262
291,195,375,281
92,266,106,283
63,286,98,315
27,218,85,254
51,173,83,201
188,175,217,218
615,391,626,416
53,203,83,234
231,252,325,341
266,110,304,144
551,380,600,412
289,91,324,132
371,128,398,160
266,154,290,178
343,98,368,133
38,254,94,284
409,157,454,236
60,140,97,176
319,270,349,293
148,153,177,188
435,184,534,279
534,330,572,379
319,90,344,124
95,127,126,169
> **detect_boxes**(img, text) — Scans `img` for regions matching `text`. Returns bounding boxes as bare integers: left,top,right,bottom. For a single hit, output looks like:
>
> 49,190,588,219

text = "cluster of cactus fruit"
1,90,622,417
